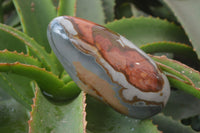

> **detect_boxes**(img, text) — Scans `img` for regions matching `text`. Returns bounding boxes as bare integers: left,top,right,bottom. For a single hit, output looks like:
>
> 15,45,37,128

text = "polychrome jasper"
47,16,170,119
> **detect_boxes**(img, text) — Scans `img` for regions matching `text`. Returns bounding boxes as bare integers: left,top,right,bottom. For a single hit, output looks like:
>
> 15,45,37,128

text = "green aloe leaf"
86,96,160,133
163,0,200,59
0,63,62,98
141,41,199,68
0,50,41,109
0,23,61,75
141,41,197,59
76,0,105,24
29,84,86,133
0,61,80,101
0,50,41,67
151,55,200,99
105,17,190,47
164,91,200,120
153,114,198,133
57,0,76,16
101,0,115,22
61,74,73,84
0,23,64,108
13,0,56,52
0,87,29,132
0,73,33,109
0,24,26,53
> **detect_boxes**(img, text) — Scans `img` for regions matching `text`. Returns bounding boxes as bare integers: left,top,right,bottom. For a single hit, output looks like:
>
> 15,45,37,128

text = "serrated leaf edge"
0,23,61,74
141,41,193,50
155,60,194,86
82,92,87,133
106,15,183,30
28,82,39,133
153,55,200,90
0,62,64,91
0,49,42,67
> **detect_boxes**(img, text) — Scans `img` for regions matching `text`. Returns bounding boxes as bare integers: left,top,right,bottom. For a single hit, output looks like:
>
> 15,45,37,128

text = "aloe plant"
0,0,200,132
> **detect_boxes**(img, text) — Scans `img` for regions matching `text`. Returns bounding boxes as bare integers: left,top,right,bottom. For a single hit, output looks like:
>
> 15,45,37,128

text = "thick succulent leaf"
13,0,56,52
0,87,29,132
0,62,80,101
0,24,26,52
141,41,197,59
141,41,200,68
0,23,61,75
86,96,160,133
76,0,105,24
0,50,41,109
0,50,77,107
49,52,64,77
0,73,33,109
153,56,200,88
163,0,200,59
0,50,41,67
29,84,86,133
153,114,197,133
101,0,115,22
105,17,190,47
62,74,73,84
0,63,63,98
57,0,76,16
164,90,200,120
151,56,200,99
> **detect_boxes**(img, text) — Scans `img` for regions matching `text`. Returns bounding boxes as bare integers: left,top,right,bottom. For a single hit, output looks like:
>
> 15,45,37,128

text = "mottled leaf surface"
29,84,86,133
